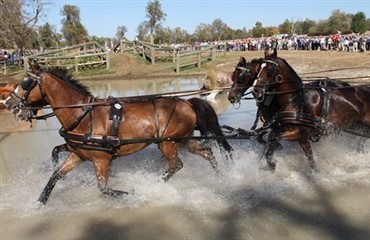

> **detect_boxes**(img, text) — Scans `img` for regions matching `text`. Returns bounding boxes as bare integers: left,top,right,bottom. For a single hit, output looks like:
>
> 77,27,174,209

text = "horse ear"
28,59,41,74
264,48,270,58
239,56,247,65
271,48,277,58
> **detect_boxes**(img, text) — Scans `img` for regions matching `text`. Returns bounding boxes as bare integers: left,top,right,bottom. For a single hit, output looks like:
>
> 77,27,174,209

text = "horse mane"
275,57,302,81
48,68,92,96
251,58,264,65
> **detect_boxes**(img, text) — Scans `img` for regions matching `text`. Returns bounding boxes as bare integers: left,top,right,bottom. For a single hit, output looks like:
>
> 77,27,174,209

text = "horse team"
1,49,369,204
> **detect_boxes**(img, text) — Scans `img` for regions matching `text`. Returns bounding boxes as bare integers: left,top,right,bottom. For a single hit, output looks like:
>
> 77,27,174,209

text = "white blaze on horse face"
252,63,266,91
3,85,20,109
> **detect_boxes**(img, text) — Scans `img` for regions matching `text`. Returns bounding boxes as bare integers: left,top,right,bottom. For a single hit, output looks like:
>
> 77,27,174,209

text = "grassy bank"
1,50,369,83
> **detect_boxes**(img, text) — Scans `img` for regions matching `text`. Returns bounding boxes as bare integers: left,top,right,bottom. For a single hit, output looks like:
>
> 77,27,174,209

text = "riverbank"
1,50,369,83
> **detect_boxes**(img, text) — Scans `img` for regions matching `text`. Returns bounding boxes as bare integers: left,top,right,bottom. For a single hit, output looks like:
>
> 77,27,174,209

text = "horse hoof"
102,188,128,198
113,190,128,198
261,165,276,173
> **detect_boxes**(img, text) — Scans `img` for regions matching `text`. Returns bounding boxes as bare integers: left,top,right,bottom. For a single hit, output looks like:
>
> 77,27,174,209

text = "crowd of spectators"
0,48,25,65
223,32,370,52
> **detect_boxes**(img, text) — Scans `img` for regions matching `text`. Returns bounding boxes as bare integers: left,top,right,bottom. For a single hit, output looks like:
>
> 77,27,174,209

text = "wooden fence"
127,40,226,73
1,59,24,75
174,45,226,73
25,42,109,72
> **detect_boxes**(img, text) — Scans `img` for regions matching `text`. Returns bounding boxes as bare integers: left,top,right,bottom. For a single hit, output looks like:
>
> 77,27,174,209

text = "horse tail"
187,97,233,154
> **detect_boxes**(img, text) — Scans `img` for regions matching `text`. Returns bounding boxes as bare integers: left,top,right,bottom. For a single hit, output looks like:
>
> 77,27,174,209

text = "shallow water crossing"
1,77,370,240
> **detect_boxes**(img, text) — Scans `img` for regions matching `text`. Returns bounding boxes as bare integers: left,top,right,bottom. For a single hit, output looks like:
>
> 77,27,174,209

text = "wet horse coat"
4,63,233,204
253,50,370,171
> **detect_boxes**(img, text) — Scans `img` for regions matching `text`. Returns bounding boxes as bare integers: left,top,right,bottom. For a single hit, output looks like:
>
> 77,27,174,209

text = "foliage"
60,5,88,45
39,23,55,48
328,9,351,33
193,23,213,42
211,18,228,41
145,0,166,43
351,12,367,33
0,0,51,49
116,25,128,40
279,19,293,35
251,22,275,38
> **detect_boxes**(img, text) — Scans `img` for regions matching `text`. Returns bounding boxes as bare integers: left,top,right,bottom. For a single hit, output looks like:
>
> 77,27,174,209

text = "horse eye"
21,76,34,90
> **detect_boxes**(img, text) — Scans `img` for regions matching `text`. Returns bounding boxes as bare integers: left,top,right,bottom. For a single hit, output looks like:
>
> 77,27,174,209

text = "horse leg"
92,158,128,198
262,131,279,172
159,142,183,182
185,139,219,173
264,140,277,172
38,152,82,204
51,143,69,168
298,139,317,172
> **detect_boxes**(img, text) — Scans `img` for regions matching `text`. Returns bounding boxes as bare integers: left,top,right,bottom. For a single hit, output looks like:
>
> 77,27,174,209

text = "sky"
42,0,370,40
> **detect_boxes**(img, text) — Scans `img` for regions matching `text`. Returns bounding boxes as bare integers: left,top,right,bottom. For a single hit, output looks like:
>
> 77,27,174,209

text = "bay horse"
252,49,370,171
0,82,18,109
4,62,233,204
228,56,282,132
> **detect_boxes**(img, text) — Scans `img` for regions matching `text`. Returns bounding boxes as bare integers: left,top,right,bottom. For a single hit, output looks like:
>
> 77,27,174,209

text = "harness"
58,97,122,155
255,61,332,141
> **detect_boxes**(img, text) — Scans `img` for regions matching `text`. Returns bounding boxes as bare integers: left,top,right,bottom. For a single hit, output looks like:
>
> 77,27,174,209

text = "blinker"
21,75,34,90
267,65,277,77
237,72,246,84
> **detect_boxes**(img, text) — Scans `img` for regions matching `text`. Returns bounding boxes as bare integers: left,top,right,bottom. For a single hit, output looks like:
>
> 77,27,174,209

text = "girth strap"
276,111,322,129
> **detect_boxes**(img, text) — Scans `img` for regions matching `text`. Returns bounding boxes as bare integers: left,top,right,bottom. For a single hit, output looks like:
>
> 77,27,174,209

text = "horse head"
0,82,18,109
228,57,263,104
3,66,48,121
253,51,303,105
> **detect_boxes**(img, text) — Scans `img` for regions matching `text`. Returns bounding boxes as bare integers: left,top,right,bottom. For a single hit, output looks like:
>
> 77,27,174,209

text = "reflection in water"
86,77,204,98
1,78,370,240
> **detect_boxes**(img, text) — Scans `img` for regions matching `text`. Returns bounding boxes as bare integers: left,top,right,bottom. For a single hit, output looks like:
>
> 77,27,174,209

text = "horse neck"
42,73,92,129
276,61,303,109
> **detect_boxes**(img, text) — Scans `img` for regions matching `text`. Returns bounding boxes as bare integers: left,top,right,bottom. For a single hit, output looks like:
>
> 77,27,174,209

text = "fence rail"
126,40,226,73
25,42,109,72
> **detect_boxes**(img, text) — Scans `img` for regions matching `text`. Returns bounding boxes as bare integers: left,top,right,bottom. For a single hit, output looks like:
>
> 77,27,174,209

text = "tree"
313,19,331,35
351,11,367,33
60,5,88,45
279,19,293,34
145,0,166,44
0,0,50,49
39,22,54,48
295,19,316,35
194,23,212,42
116,25,127,40
328,9,351,33
211,18,228,41
136,21,149,41
252,21,265,37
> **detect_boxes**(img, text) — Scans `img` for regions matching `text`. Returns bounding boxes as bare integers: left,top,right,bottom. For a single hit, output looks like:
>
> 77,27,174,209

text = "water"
1,77,369,240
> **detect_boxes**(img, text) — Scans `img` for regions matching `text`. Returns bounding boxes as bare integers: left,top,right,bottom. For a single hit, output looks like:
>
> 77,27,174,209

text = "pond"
1,77,369,240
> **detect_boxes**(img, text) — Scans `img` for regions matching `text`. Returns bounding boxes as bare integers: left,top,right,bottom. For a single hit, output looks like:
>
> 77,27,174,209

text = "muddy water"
1,77,369,240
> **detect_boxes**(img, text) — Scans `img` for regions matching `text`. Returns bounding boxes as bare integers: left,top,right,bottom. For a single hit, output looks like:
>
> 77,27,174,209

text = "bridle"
230,65,257,105
4,71,47,121
253,59,304,103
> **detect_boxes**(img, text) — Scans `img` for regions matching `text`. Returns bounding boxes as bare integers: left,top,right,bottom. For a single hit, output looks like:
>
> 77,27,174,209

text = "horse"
4,61,233,204
252,49,370,172
228,56,282,132
0,82,18,109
